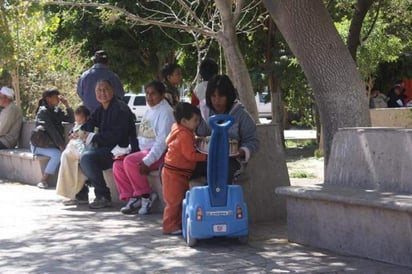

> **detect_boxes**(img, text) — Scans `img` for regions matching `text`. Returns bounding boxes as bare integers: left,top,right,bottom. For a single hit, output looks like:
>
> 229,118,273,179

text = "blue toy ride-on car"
182,114,249,247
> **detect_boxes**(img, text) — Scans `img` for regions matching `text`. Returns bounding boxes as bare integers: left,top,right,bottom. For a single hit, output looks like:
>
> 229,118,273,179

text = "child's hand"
69,132,79,140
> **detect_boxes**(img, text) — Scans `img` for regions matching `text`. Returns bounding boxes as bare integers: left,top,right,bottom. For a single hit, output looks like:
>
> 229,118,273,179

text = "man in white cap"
0,86,23,149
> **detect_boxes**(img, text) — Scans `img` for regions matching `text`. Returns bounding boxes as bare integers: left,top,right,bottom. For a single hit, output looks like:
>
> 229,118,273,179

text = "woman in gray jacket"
194,74,258,182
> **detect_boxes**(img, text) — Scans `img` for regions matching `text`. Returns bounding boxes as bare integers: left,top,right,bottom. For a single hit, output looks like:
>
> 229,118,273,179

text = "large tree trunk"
262,0,371,167
214,0,259,123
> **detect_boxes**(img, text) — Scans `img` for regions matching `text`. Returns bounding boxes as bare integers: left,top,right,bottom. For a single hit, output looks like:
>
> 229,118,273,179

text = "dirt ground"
284,144,324,186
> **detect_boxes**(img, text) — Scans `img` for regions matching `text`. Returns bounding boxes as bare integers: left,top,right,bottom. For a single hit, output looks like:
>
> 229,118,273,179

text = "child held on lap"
56,105,90,205
65,106,90,159
161,102,207,235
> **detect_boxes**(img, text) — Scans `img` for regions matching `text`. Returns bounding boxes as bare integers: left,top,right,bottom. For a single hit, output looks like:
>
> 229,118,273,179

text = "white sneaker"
120,197,141,214
138,193,157,215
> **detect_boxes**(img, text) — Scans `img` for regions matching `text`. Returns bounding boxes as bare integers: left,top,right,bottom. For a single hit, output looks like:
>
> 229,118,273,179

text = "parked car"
123,93,147,122
256,92,271,118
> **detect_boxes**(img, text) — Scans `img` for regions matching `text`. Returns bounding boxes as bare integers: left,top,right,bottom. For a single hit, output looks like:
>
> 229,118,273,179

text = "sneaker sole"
89,203,112,209
120,207,139,214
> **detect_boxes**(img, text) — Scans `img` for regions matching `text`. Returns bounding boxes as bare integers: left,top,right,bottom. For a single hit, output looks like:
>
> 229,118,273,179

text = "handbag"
30,126,56,148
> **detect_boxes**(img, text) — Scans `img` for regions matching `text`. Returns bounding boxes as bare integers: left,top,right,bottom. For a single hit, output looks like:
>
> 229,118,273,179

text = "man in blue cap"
77,50,125,112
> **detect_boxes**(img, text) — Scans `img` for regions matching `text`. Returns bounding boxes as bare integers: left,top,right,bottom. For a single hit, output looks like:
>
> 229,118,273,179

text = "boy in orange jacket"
162,102,207,235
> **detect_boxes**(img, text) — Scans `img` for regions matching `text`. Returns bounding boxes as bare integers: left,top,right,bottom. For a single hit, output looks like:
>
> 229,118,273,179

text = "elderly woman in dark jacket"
32,88,74,189
79,79,138,209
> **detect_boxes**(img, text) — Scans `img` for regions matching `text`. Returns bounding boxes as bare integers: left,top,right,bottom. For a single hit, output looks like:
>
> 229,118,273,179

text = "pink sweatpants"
112,149,164,201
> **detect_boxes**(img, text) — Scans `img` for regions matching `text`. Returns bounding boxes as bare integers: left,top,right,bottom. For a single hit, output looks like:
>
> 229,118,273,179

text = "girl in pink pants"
113,80,175,215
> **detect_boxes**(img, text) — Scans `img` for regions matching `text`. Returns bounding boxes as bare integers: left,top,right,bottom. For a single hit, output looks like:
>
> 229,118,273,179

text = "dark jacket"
77,63,125,112
81,97,138,151
387,92,406,108
35,106,74,148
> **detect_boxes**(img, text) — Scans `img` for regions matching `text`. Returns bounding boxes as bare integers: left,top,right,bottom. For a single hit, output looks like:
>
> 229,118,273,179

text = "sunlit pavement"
0,181,410,273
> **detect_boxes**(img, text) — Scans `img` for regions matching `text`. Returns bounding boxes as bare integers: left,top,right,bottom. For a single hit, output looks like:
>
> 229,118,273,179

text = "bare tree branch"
42,0,218,38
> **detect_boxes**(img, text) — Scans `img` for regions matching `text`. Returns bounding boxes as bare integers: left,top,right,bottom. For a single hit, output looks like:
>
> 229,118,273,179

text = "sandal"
63,199,77,206
37,181,48,189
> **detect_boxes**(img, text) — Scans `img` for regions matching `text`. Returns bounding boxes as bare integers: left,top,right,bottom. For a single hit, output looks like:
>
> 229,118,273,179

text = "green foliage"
314,149,324,158
1,2,88,118
333,0,411,90
49,1,196,91
289,170,316,179
335,17,405,80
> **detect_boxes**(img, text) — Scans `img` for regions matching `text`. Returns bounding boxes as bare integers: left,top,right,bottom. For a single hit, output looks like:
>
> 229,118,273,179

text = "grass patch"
285,139,317,148
289,170,317,178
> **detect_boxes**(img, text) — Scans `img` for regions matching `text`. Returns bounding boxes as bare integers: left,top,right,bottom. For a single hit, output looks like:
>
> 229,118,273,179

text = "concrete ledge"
0,149,55,186
0,122,72,186
0,148,47,160
325,127,412,193
278,128,412,268
277,185,412,213
370,107,412,127
283,194,412,268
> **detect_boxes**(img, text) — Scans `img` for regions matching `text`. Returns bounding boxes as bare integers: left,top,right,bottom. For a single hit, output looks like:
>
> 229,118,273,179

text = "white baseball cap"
0,87,14,99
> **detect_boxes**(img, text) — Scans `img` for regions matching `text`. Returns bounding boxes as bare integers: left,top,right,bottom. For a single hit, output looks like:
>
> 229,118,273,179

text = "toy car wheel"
238,235,248,245
186,219,197,247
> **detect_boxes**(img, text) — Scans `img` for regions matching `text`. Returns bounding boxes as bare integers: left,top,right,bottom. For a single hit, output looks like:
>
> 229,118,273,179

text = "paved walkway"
0,180,411,273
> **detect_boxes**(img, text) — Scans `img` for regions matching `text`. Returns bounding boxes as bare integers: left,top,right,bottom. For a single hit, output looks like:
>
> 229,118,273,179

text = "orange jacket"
164,123,207,176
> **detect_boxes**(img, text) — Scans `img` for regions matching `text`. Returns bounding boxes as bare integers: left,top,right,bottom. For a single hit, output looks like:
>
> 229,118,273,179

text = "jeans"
31,145,62,175
80,147,113,201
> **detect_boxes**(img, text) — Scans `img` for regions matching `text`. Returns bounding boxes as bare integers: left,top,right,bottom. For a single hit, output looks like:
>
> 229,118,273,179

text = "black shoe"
75,185,89,201
89,197,112,209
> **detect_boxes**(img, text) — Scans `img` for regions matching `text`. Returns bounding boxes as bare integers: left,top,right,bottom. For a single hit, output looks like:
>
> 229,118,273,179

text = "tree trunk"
214,0,259,123
347,0,375,61
262,0,371,167
265,19,285,143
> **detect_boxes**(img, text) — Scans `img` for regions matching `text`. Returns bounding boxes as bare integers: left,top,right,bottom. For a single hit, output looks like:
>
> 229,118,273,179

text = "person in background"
387,84,406,108
80,79,138,209
77,50,125,112
56,105,90,205
161,102,207,235
369,89,388,108
0,87,23,149
113,80,175,215
193,74,258,182
32,89,74,189
192,58,219,121
161,63,182,107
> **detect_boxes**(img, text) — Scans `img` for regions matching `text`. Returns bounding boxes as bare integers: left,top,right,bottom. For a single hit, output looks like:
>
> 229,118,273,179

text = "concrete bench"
0,121,71,186
0,122,290,222
276,128,412,268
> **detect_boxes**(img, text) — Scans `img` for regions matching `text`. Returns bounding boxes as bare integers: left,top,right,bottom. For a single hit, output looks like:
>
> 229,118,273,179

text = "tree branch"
42,0,217,38
361,0,381,43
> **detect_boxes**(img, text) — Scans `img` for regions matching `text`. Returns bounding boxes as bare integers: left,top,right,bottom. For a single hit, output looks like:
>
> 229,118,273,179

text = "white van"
256,92,271,118
123,93,147,122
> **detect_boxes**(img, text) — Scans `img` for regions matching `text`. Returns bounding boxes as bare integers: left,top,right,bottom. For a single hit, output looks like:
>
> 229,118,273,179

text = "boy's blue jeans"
80,147,113,201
